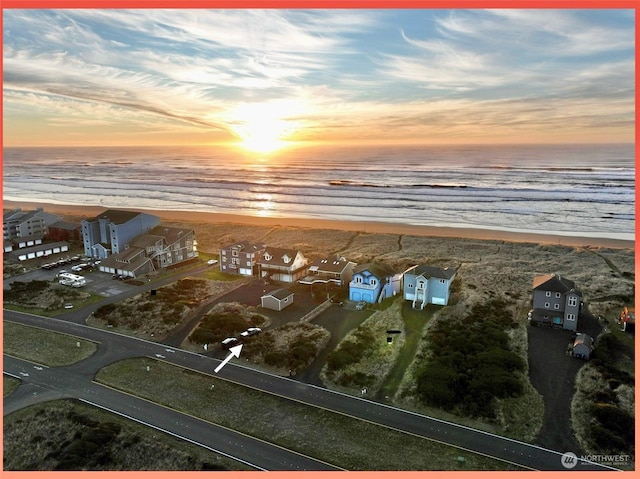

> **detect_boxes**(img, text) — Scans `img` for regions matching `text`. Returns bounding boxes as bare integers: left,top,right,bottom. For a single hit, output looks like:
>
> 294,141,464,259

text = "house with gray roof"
403,265,457,308
97,225,197,278
261,288,294,311
299,256,356,287
530,273,582,331
349,262,401,304
219,240,266,276
3,207,61,241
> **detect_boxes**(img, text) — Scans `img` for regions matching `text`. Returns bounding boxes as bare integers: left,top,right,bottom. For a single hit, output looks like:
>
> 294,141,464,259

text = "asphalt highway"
3,310,618,471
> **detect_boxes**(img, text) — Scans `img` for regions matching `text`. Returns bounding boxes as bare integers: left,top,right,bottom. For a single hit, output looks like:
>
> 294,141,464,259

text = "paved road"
3,310,618,471
3,320,340,471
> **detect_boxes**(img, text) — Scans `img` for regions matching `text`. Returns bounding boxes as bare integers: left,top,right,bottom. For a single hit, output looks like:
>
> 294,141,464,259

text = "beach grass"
95,357,521,471
3,321,97,367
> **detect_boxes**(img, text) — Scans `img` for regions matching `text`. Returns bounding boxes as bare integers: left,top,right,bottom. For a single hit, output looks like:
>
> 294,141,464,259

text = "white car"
221,337,241,350
240,327,262,337
64,303,73,309
207,259,218,265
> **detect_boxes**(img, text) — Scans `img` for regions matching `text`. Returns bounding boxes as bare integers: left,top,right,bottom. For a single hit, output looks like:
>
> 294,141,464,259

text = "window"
407,283,413,288
247,261,251,267
232,250,238,257
356,276,362,283
555,292,561,298
545,291,551,297
567,314,576,321
440,279,446,284
222,250,227,256
554,304,560,310
568,297,578,307
371,279,377,286
544,302,550,308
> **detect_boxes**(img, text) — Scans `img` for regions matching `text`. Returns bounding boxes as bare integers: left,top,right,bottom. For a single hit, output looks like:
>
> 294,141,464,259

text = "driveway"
528,313,602,454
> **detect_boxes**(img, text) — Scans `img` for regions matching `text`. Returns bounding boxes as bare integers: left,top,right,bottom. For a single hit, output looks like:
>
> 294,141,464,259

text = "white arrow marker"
214,344,243,373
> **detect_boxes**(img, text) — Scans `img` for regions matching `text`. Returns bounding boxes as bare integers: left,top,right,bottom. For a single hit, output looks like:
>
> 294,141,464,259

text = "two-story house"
404,265,457,308
258,246,309,283
349,262,401,304
219,241,266,276
300,256,357,287
530,273,582,331
81,209,160,259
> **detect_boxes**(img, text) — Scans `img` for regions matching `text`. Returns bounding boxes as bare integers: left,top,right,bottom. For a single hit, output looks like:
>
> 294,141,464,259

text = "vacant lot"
3,400,247,471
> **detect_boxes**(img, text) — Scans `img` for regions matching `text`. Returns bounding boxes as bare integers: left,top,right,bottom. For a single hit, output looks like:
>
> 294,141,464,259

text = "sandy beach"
3,200,634,250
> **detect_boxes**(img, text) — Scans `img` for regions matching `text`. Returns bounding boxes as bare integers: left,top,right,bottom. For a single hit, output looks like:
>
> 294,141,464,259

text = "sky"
2,8,636,150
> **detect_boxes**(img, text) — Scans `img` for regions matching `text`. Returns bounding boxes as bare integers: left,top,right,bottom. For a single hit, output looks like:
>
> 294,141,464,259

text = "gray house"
403,265,457,308
530,273,582,331
3,207,61,241
81,209,160,259
219,241,266,276
261,288,294,311
98,225,198,278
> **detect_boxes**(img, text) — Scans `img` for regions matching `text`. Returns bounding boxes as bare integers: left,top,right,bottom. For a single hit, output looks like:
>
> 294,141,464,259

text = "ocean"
2,143,635,241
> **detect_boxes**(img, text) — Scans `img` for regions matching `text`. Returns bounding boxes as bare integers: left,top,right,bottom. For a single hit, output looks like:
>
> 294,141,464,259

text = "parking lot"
3,257,139,298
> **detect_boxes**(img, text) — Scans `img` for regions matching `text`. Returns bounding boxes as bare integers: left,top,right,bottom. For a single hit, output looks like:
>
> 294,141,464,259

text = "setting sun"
229,101,302,154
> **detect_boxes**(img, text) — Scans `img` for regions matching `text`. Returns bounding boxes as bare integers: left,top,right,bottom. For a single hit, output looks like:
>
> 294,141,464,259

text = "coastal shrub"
589,403,634,445
414,298,525,418
94,303,117,319
337,371,376,387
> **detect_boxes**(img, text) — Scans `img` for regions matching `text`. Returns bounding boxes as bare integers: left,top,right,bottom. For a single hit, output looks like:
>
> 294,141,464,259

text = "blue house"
403,265,457,308
349,262,402,304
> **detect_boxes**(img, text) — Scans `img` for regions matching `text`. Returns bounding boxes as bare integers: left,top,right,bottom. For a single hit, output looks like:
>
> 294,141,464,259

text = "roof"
532,273,581,295
309,257,355,274
573,333,593,348
411,265,457,280
49,220,81,231
150,225,194,245
263,288,294,300
130,234,165,249
354,262,396,279
260,246,302,266
221,240,266,253
87,209,154,225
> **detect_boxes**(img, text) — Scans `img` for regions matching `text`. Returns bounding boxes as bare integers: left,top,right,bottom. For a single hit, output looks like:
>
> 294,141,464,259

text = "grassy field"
3,321,97,366
95,357,521,471
3,399,250,471
4,376,21,397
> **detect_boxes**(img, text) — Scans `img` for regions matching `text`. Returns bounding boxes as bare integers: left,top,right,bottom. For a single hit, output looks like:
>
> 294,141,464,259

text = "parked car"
64,303,73,309
240,327,262,337
221,337,241,349
207,259,218,265
356,301,366,311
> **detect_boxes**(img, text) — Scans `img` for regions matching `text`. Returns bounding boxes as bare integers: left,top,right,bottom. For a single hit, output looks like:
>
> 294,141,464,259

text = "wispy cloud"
2,9,634,146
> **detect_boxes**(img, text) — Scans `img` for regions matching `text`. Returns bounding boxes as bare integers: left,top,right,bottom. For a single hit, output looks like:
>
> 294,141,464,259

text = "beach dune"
3,200,634,250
